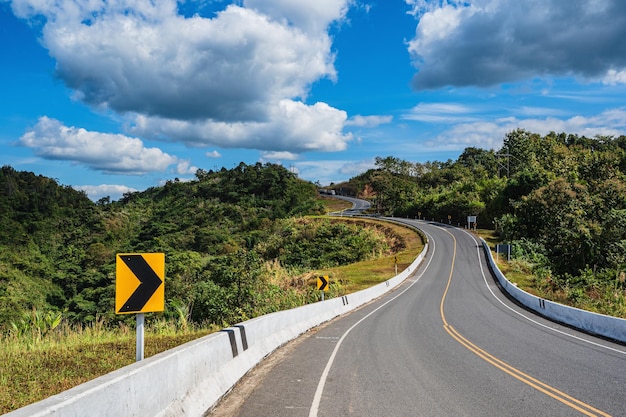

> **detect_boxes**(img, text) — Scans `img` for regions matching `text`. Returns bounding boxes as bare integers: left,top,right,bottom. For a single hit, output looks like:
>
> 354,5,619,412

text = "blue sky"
2,0,626,201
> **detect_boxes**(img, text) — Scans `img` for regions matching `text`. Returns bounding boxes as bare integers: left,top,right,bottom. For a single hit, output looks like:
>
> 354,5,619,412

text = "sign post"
136,313,145,361
496,244,511,262
116,253,165,361
467,216,477,231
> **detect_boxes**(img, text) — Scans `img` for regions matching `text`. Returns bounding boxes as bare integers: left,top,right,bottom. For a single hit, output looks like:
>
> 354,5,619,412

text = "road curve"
326,195,371,215
210,220,626,417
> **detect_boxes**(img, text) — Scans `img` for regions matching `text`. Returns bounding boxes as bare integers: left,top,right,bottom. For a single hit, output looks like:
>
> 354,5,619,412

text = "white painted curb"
481,238,626,343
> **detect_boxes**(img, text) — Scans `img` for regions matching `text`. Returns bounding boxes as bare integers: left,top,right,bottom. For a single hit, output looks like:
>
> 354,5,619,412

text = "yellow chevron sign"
116,253,165,314
317,275,329,291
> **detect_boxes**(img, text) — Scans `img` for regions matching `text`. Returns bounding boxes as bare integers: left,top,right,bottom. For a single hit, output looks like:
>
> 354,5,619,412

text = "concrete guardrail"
6,242,429,417
481,237,626,344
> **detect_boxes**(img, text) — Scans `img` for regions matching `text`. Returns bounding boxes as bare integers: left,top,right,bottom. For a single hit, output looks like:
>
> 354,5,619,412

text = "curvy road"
210,218,626,416
326,195,371,216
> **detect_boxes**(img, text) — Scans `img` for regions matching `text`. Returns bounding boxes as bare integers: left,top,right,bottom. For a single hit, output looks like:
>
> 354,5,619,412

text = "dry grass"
314,218,425,292
0,326,214,414
318,195,352,213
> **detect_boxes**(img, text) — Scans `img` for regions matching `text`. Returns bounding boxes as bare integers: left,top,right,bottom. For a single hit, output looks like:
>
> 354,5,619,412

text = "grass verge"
315,217,425,292
0,324,215,414
476,229,626,318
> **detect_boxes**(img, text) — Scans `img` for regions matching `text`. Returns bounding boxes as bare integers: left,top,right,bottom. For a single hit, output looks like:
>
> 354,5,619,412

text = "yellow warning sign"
116,253,165,314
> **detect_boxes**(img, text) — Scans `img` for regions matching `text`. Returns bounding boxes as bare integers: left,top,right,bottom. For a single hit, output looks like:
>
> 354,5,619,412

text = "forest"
340,129,626,316
2,128,626,333
0,162,399,332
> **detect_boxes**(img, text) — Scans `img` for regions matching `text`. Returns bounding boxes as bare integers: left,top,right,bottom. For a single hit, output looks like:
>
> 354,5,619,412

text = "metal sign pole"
136,313,145,362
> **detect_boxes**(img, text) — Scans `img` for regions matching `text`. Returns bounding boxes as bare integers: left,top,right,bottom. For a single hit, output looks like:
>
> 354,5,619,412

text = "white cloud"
11,1,344,120
346,115,393,127
245,0,350,34
403,102,476,123
19,117,179,175
404,0,468,17
175,160,198,176
261,151,299,161
425,120,507,151
603,69,626,85
10,0,354,156
130,99,353,152
407,0,626,89
205,150,222,158
424,107,626,151
73,184,137,202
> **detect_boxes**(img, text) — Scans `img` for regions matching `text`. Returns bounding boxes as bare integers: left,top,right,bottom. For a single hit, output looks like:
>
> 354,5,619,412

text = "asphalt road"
326,195,371,215
210,220,626,417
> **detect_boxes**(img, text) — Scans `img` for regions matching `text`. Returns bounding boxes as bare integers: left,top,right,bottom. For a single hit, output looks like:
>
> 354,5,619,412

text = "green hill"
3,129,626,330
333,130,626,317
0,162,399,330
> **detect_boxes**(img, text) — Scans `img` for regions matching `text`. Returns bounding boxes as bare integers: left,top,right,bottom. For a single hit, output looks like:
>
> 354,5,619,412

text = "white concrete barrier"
6,242,428,417
481,238,626,343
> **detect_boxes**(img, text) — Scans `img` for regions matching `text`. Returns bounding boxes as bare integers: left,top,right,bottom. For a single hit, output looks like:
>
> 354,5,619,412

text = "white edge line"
460,228,626,356
308,231,437,417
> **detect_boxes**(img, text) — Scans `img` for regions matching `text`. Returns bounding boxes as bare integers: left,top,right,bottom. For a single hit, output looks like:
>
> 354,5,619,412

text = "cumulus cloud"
424,108,626,151
603,69,626,85
205,151,222,159
19,117,179,175
407,0,626,89
245,0,350,34
8,0,354,162
175,160,198,176
73,184,138,202
130,99,352,152
346,115,393,128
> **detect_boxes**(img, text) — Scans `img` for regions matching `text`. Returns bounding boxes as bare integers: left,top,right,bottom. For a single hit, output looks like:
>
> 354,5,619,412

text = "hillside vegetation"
2,129,626,412
3,129,626,329
0,162,410,334
0,163,422,413
336,129,626,317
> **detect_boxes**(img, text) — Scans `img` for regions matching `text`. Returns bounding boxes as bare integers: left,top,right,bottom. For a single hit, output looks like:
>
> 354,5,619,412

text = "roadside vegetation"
480,230,626,319
3,128,626,412
335,130,626,319
0,215,422,413
0,163,423,412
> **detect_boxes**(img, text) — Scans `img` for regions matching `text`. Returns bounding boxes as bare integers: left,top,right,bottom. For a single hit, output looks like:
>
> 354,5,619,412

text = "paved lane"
210,220,626,417
326,195,371,215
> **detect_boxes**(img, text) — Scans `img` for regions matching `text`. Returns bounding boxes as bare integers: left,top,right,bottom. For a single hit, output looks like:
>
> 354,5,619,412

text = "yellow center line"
440,229,611,417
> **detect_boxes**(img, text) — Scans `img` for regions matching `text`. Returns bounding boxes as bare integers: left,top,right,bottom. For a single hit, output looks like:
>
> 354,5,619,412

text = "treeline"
0,163,396,331
4,129,626,328
340,129,626,315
